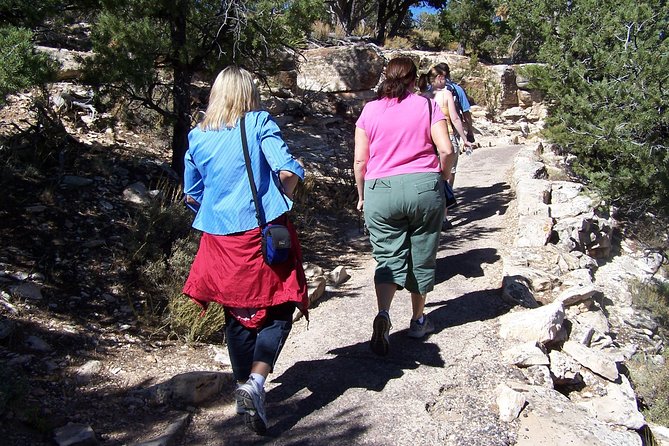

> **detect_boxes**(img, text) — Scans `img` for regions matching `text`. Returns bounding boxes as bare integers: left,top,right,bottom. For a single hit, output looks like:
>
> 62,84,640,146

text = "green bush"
0,26,56,104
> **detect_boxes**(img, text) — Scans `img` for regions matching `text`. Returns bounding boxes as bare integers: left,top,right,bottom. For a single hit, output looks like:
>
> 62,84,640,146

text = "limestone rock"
515,179,551,217
327,265,350,286
131,413,191,446
75,360,103,385
502,342,549,367
308,276,327,305
515,215,554,247
297,45,385,93
499,302,565,344
577,375,645,430
551,181,583,204
522,365,553,388
515,385,642,446
496,384,526,422
556,284,599,307
548,350,583,387
562,341,619,381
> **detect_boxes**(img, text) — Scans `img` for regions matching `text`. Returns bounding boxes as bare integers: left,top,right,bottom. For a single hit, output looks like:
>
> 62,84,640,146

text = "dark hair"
434,62,451,79
377,57,417,100
419,64,452,93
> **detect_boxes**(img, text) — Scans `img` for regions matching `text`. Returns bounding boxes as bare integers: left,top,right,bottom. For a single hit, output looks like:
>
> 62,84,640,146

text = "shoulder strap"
425,97,438,156
240,115,265,227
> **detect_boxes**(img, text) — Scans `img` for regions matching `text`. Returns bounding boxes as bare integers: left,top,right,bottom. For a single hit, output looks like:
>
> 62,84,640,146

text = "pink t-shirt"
356,92,445,180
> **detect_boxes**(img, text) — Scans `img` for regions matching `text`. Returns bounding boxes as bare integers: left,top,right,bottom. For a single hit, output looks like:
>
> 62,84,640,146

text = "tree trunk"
170,0,191,182
387,3,411,39
376,0,388,43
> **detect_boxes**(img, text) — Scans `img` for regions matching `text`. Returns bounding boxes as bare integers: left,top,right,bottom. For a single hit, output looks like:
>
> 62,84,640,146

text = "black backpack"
444,80,464,122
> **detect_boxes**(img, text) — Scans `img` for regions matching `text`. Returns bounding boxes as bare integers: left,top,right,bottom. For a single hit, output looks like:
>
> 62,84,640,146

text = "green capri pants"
363,172,445,295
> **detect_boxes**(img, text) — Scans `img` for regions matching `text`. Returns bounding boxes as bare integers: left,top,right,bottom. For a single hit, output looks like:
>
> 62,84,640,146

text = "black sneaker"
441,220,453,231
370,312,391,356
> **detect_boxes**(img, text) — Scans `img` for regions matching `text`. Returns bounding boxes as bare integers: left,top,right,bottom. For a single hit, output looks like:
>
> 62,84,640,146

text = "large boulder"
297,45,385,93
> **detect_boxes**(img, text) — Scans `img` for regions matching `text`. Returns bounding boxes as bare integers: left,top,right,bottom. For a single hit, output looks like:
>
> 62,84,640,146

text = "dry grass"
628,278,669,425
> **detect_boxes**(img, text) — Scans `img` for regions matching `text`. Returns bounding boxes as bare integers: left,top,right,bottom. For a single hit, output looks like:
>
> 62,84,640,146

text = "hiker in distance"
418,63,475,231
354,57,456,356
182,66,309,435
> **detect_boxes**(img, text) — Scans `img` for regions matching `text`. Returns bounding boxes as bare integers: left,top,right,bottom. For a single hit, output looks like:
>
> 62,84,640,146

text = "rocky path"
183,144,524,445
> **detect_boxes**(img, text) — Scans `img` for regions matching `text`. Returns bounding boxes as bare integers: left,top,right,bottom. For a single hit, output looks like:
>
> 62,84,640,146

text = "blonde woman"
182,66,308,435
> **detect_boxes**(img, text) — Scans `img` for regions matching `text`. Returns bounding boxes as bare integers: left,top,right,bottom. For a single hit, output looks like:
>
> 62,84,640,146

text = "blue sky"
410,5,440,16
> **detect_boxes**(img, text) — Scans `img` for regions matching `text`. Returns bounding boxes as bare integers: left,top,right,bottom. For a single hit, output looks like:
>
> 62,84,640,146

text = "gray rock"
556,284,599,306
522,365,553,388
142,371,233,407
501,274,539,308
53,422,98,446
327,265,350,286
548,350,583,386
131,413,191,446
515,385,641,446
502,342,549,367
10,282,43,300
297,45,385,93
0,318,16,340
61,175,94,188
25,335,52,352
75,360,103,385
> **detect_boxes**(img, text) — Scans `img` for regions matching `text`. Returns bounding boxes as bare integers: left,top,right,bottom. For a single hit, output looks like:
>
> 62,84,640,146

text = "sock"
378,310,390,319
249,373,266,390
416,314,425,324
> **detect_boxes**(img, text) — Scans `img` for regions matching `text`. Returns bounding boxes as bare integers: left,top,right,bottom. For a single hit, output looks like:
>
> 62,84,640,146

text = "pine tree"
85,0,307,179
528,0,669,214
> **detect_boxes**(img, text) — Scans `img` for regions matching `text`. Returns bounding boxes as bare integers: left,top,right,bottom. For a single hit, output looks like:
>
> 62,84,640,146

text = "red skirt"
183,218,309,324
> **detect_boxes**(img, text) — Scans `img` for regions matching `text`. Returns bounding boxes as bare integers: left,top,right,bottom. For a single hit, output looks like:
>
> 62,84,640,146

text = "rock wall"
496,142,668,444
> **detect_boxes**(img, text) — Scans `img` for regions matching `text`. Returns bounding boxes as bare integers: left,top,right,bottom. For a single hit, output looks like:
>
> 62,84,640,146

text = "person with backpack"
437,62,476,145
418,63,474,230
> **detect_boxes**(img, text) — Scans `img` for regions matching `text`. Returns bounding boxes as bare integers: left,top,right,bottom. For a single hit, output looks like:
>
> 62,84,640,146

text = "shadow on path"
425,288,512,334
256,336,444,440
435,247,501,284
452,181,512,226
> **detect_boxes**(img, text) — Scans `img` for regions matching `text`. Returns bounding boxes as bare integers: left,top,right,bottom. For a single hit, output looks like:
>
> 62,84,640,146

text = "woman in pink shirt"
354,57,455,356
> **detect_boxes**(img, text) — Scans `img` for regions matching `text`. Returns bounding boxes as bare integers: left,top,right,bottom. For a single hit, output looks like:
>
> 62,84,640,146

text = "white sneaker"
234,384,246,415
407,315,435,339
234,378,267,434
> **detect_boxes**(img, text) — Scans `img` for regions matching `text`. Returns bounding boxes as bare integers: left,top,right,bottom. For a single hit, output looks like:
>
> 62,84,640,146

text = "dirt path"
184,144,524,445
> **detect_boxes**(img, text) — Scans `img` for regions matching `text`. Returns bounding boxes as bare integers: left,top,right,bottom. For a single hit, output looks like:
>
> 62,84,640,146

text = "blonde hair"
199,66,260,130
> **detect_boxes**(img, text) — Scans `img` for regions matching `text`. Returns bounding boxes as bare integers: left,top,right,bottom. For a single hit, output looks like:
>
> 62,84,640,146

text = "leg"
253,302,295,374
235,303,295,435
410,292,426,321
376,282,397,312
225,310,256,382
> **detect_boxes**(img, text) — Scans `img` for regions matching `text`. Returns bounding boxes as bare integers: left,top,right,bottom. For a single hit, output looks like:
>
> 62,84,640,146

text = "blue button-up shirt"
184,110,305,235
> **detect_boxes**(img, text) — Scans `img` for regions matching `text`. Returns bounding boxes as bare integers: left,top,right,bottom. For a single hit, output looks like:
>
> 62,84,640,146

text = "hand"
356,199,364,212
